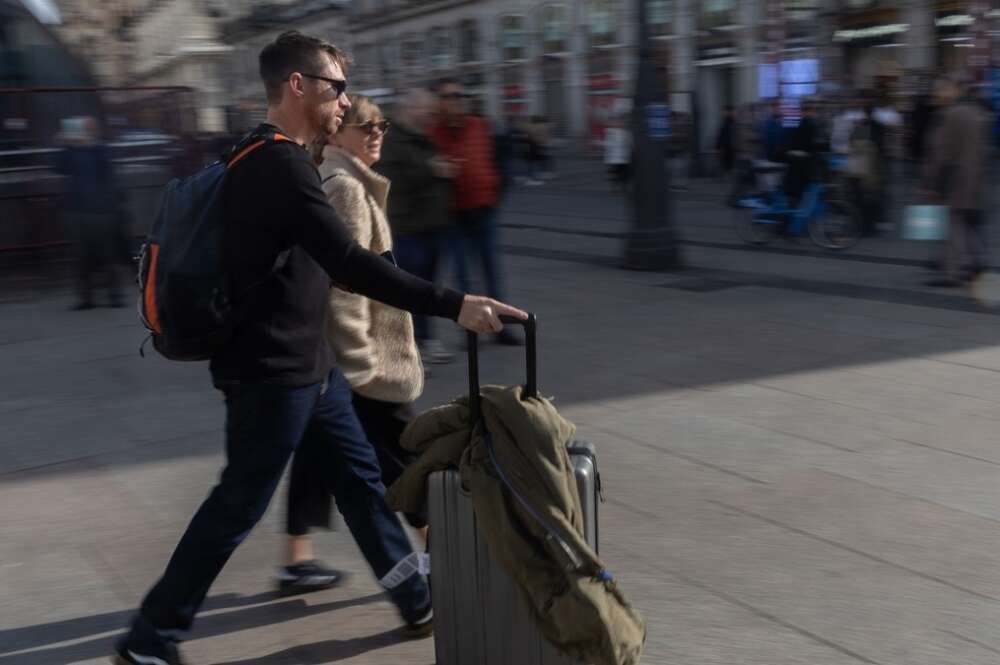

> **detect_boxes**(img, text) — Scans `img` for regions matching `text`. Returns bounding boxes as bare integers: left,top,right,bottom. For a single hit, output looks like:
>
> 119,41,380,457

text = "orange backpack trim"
144,133,295,336
144,243,163,334
226,133,295,169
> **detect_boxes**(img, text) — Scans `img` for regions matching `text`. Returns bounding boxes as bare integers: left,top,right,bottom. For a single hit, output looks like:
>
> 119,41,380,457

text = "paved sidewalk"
4,166,1000,664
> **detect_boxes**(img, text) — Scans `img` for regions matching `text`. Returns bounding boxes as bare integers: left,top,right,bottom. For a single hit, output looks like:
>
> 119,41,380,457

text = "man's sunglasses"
301,73,347,98
345,120,391,136
440,92,467,100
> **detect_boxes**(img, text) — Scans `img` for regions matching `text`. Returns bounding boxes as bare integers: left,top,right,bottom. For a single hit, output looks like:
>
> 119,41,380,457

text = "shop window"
648,0,672,37
428,27,452,70
458,19,480,63
701,0,738,30
353,44,375,87
378,41,395,80
499,14,527,62
400,34,423,72
540,4,569,55
587,0,617,48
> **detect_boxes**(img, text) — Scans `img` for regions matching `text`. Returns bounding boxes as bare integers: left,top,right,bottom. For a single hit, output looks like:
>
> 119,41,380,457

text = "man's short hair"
259,31,351,104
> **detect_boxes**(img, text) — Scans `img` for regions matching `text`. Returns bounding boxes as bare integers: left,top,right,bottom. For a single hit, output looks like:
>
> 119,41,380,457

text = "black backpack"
138,129,294,361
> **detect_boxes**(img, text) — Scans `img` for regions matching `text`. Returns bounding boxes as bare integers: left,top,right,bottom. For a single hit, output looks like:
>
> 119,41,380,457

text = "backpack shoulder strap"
226,131,297,169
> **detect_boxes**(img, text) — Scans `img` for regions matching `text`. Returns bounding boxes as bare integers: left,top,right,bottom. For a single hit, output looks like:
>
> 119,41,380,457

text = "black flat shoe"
276,560,347,595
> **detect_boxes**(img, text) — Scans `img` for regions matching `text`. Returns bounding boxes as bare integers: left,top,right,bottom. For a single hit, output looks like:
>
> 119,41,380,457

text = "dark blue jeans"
393,231,450,342
453,206,503,301
132,368,429,643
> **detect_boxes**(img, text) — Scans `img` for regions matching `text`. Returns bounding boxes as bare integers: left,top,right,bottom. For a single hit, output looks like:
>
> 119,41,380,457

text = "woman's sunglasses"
345,120,391,136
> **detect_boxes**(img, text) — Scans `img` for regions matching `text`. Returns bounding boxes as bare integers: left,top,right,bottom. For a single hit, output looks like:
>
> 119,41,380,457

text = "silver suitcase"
428,314,601,665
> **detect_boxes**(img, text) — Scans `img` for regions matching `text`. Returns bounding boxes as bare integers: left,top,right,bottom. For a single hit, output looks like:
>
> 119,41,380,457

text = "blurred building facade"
40,0,1000,142
47,0,345,132
122,0,233,132
219,0,350,132
339,0,999,150
51,0,142,85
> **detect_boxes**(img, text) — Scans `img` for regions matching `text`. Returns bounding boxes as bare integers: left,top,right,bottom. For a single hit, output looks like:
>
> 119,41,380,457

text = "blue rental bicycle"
734,158,860,250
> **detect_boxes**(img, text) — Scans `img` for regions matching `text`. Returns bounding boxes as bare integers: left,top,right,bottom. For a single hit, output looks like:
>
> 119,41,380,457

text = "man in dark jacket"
376,87,456,364
111,31,526,665
54,117,127,310
715,104,736,175
785,100,824,205
761,99,785,163
923,74,990,286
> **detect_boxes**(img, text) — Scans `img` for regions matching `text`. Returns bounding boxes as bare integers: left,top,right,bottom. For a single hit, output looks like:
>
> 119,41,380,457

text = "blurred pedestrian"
831,95,865,159
726,104,761,206
908,86,935,178
761,99,786,163
375,88,457,366
523,115,549,185
922,73,990,287
785,99,824,205
848,94,889,236
603,114,631,191
536,115,557,179
111,31,526,665
431,79,521,346
715,104,736,176
280,94,429,594
493,110,523,194
54,116,128,310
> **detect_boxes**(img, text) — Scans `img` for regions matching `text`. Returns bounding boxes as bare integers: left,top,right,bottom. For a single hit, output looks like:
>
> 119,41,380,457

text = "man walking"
430,80,521,346
715,104,736,177
112,31,525,665
923,73,990,287
376,88,456,365
54,116,128,310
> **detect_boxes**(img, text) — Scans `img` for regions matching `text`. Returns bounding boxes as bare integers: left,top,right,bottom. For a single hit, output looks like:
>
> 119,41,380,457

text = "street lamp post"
623,0,682,270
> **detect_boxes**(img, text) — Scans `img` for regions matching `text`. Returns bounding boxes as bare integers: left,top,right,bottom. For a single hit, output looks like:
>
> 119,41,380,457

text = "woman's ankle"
286,534,314,565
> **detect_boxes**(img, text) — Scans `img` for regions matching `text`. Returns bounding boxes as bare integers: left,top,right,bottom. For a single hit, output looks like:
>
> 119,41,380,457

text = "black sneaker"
400,607,434,640
276,560,346,595
112,636,186,665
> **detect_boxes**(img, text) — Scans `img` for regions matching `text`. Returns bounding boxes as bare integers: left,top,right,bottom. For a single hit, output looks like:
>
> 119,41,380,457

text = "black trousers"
133,369,428,638
287,392,427,535
71,212,124,304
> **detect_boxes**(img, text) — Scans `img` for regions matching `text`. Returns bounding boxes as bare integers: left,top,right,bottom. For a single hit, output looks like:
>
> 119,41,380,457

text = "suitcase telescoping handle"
468,313,537,423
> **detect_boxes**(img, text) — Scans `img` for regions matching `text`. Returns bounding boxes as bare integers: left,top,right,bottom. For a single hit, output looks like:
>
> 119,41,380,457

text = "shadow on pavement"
0,592,384,665
214,628,427,665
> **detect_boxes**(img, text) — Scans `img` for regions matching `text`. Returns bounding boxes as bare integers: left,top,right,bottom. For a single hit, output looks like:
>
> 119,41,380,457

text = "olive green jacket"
387,385,645,665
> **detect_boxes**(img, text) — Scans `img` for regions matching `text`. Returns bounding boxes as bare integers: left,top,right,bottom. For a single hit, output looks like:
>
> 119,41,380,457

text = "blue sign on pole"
647,103,670,140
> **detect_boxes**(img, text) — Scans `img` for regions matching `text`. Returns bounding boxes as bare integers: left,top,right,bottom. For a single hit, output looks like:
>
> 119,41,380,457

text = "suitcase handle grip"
468,313,537,424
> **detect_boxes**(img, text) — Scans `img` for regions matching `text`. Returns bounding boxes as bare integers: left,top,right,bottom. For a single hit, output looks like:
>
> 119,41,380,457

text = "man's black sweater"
210,124,464,387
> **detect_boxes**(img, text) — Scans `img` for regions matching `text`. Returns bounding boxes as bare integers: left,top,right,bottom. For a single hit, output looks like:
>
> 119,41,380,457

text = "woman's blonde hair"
311,93,383,165
341,93,382,126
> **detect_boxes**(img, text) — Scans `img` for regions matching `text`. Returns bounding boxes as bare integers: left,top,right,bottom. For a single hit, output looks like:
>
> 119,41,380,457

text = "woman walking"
277,94,429,597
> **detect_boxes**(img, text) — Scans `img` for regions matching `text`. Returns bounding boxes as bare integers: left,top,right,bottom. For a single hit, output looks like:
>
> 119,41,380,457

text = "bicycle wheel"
809,198,860,250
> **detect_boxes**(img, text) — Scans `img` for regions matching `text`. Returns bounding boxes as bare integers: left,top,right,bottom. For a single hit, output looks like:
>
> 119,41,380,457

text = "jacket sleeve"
322,175,378,387
278,147,465,320
923,110,955,195
376,141,432,221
